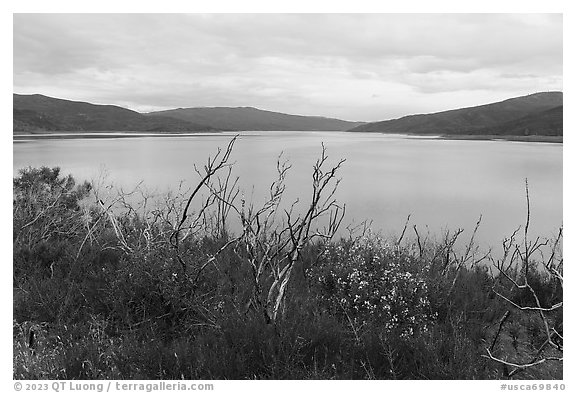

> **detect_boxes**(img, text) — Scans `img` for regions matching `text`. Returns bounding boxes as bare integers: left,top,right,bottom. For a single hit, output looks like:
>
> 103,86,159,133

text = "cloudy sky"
13,13,562,121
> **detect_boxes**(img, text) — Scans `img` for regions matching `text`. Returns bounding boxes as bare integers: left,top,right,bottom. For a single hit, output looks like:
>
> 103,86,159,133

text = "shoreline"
12,130,336,141
349,131,563,144
13,131,563,144
438,134,563,144
12,131,226,140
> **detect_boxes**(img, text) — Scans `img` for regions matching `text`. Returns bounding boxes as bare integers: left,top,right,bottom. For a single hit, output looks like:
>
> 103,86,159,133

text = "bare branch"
397,214,411,247
482,348,562,377
490,310,510,352
492,290,562,312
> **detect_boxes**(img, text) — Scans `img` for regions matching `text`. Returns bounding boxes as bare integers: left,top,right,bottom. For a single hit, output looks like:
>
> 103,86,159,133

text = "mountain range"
348,92,562,136
147,107,363,131
13,92,562,137
13,94,361,134
13,94,212,133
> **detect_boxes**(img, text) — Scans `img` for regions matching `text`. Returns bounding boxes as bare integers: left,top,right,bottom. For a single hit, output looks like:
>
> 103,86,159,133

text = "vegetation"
348,92,563,137
14,91,562,136
477,106,563,137
13,94,214,133
13,140,562,379
13,93,360,134
148,106,362,131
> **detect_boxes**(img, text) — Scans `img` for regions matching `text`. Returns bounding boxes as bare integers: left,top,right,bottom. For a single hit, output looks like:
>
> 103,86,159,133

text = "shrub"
12,163,562,380
310,234,436,339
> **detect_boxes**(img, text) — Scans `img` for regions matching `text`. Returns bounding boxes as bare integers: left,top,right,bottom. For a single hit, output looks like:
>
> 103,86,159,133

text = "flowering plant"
311,235,435,338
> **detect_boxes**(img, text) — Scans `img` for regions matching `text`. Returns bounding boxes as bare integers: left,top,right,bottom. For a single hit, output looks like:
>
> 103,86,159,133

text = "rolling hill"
13,94,214,133
348,92,563,136
13,92,562,137
147,106,363,131
474,105,563,136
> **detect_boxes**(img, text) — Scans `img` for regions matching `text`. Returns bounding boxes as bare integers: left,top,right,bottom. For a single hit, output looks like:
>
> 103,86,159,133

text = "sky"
13,13,562,122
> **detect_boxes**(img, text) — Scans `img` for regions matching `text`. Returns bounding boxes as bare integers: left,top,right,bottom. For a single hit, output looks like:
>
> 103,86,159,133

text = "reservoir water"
13,131,563,250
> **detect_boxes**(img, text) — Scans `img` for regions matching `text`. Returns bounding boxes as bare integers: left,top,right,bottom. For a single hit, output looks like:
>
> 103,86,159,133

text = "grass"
12,164,563,380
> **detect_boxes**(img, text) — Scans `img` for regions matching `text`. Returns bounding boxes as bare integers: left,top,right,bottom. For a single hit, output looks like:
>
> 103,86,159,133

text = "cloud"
13,13,562,121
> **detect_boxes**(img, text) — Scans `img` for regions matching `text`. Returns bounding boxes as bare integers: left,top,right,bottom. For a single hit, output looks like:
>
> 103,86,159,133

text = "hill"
13,94,214,133
348,92,563,136
475,105,563,136
13,108,76,132
147,106,363,131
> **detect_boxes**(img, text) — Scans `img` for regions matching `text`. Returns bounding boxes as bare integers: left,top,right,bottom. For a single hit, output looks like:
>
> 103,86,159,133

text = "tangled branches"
483,180,563,378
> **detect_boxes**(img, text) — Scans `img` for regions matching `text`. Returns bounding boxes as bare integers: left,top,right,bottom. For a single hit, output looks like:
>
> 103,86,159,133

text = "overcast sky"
13,13,562,121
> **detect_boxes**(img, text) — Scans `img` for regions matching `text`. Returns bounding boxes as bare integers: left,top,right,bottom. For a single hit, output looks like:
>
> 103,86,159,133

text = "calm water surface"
13,131,563,249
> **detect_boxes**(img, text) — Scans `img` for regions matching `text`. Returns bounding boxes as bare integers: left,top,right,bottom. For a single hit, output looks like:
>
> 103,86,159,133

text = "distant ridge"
13,92,562,137
348,92,563,137
13,94,214,133
475,105,562,136
13,94,363,133
147,106,364,131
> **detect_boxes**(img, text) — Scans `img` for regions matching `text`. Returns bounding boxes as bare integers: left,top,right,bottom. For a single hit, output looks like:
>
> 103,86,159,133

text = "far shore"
357,132,562,144
439,134,563,144
12,131,225,140
13,130,563,144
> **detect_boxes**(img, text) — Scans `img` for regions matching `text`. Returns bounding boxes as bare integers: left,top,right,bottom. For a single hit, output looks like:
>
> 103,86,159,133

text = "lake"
13,131,563,250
